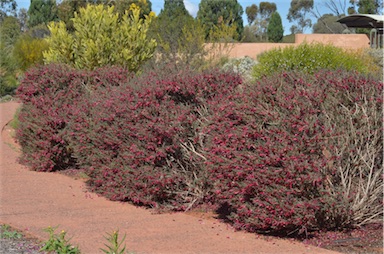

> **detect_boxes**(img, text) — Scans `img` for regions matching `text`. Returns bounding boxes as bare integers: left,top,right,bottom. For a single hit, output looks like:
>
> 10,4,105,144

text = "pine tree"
267,11,283,42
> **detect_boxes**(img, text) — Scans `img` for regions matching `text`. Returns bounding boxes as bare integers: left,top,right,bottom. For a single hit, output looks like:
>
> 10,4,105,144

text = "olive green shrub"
252,43,378,80
43,4,156,71
13,34,49,71
0,16,21,97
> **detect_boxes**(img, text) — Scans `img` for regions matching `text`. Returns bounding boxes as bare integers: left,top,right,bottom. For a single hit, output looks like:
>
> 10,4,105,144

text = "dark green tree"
154,0,193,51
267,11,283,42
245,4,258,24
287,0,313,33
27,0,58,28
197,0,244,41
160,0,189,17
150,0,206,68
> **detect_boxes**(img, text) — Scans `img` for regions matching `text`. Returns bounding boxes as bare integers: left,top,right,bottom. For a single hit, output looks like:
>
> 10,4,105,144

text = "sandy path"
0,101,340,254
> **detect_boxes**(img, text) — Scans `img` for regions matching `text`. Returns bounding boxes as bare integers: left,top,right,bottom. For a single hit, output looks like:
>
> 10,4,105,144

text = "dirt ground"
0,101,346,254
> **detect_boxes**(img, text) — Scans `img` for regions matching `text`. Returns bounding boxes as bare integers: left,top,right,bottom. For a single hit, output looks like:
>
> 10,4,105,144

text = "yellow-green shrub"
43,4,156,71
252,43,379,80
13,34,49,71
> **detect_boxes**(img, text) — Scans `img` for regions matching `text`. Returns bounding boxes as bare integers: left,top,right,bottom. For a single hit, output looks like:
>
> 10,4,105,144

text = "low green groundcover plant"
41,226,80,254
16,63,382,236
252,43,380,80
0,225,22,239
41,226,131,254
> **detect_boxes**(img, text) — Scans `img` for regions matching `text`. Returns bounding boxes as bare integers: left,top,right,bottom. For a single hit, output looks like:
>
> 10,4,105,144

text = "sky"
15,0,332,35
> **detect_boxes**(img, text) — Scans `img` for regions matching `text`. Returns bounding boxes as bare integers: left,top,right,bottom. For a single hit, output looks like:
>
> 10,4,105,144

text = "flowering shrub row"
67,67,243,209
16,64,382,235
203,70,382,233
16,64,131,171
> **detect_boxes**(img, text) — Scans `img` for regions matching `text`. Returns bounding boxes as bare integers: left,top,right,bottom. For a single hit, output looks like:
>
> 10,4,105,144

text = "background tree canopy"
197,0,244,41
245,4,258,24
312,14,347,34
287,0,313,34
27,0,58,28
267,11,283,42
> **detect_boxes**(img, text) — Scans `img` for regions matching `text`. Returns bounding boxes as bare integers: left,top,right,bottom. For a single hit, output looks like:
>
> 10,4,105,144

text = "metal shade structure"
337,14,384,48
337,14,384,29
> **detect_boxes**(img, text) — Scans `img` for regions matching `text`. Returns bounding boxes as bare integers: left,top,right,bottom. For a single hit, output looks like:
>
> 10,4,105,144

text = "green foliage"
27,0,58,28
57,0,87,32
282,34,295,43
44,4,156,71
241,25,258,42
251,1,276,41
101,230,130,254
0,15,20,96
28,23,51,38
352,0,382,14
252,43,377,80
207,19,238,43
287,0,313,33
40,226,80,254
259,1,276,19
9,106,20,129
313,14,346,34
267,11,283,42
161,0,189,17
0,225,22,239
203,21,238,69
197,0,244,41
13,34,49,71
245,4,258,24
113,0,152,19
0,72,18,96
0,15,20,47
57,0,152,32
148,1,207,70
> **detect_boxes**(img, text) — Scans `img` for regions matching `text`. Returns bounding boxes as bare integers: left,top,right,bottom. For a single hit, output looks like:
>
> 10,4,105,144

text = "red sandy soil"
0,101,348,254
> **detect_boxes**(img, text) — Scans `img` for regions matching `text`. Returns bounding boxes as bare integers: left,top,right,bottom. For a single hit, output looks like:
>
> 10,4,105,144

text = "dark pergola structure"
337,14,384,48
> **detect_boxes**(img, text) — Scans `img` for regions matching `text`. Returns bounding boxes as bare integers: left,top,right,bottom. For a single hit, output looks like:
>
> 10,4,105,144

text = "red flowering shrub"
16,64,131,171
68,68,243,210
16,63,382,235
202,70,382,234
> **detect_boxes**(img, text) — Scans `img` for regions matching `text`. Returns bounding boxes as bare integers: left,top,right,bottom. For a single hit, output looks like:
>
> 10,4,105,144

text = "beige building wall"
295,34,370,49
221,34,370,59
